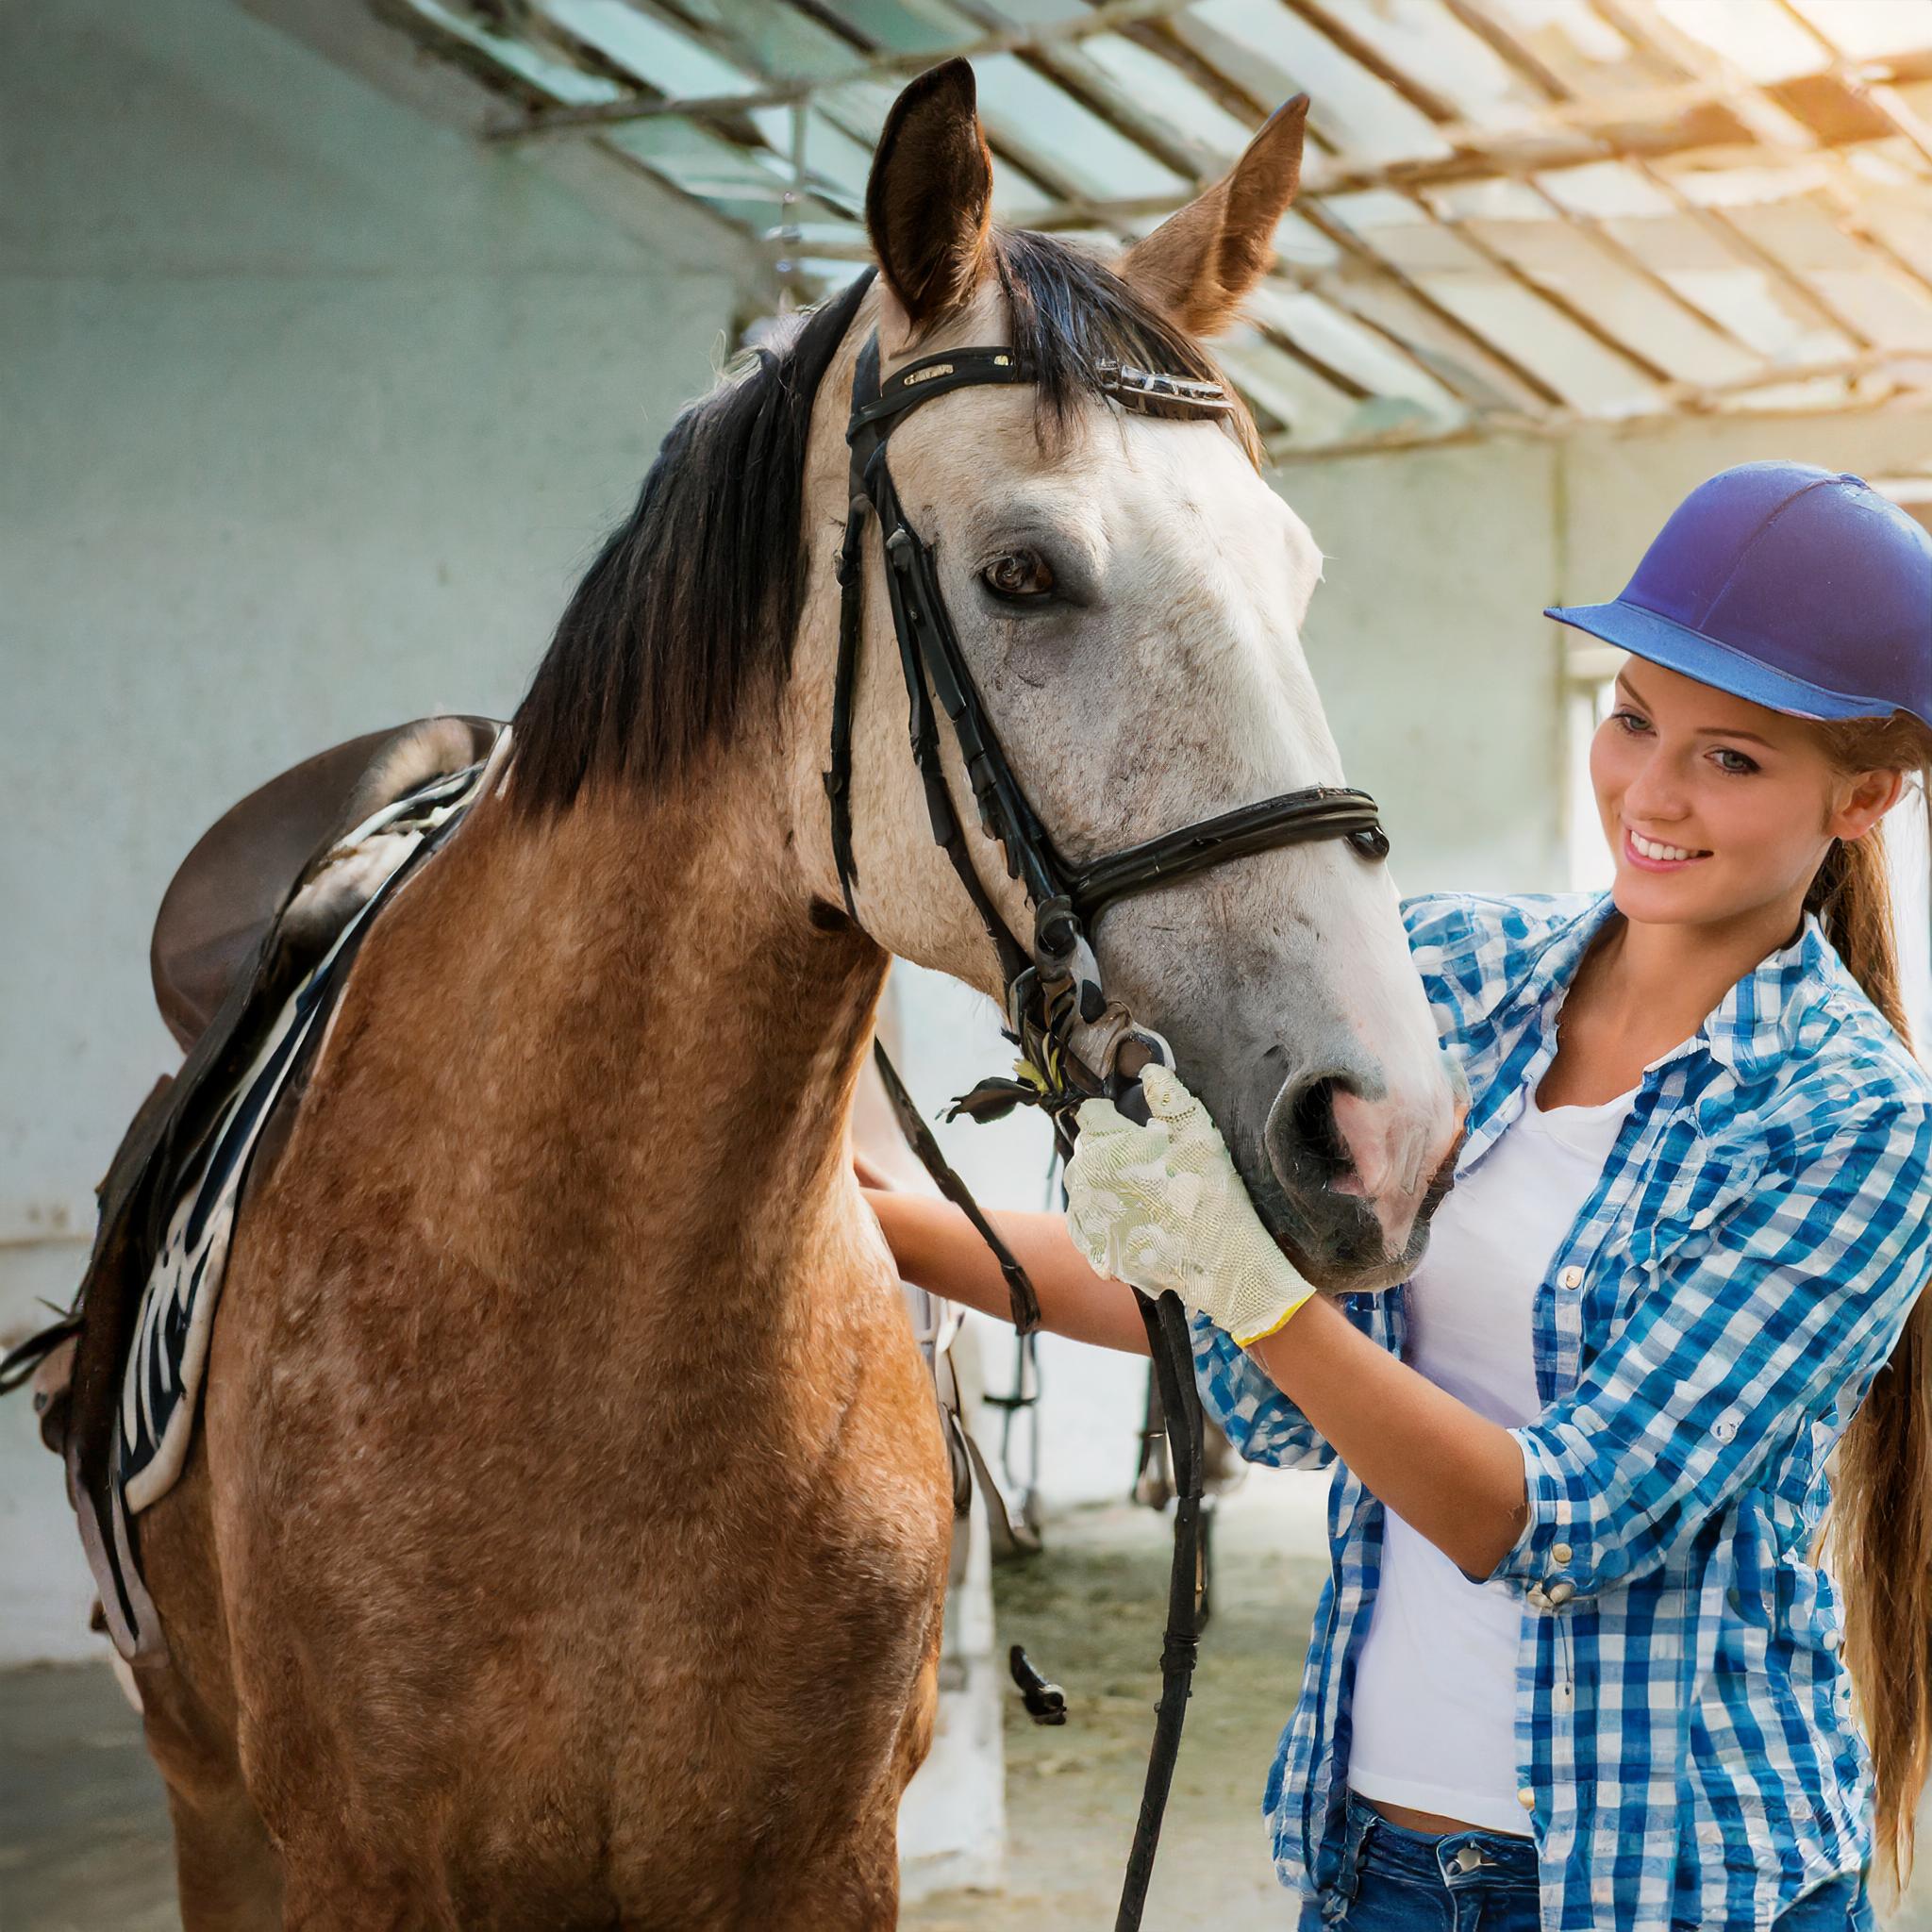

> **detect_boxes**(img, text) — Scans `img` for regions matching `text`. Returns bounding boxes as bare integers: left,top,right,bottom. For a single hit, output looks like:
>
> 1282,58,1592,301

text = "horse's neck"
373,753,886,1297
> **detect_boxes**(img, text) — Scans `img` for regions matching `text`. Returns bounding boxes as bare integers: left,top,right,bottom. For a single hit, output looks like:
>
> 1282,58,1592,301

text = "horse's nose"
1264,1065,1451,1258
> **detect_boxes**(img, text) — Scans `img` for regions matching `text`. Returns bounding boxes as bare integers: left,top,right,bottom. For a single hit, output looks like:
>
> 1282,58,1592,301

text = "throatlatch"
824,280,1391,1932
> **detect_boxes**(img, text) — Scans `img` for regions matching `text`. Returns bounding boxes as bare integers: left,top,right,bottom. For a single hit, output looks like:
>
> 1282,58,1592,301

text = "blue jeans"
1299,1793,1872,1930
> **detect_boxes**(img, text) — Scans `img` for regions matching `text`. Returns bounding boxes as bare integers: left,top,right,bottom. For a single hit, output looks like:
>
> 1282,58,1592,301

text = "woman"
865,462,1932,1930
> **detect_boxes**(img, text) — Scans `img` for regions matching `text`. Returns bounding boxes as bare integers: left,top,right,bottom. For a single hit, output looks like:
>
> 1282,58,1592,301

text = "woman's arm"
1250,1296,1526,1578
864,1191,1150,1355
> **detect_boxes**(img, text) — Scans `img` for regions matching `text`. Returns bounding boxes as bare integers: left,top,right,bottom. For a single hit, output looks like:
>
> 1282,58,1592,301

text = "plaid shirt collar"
1488,891,1842,1086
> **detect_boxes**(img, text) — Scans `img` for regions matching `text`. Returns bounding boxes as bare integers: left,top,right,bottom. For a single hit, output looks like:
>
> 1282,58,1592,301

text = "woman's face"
1591,658,1900,932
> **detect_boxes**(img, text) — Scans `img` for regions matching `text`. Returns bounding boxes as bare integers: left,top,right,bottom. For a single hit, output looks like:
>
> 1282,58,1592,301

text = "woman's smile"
1623,824,1711,870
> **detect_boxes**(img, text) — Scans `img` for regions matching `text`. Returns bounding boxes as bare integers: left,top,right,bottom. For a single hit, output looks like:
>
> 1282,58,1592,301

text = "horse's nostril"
1287,1076,1351,1175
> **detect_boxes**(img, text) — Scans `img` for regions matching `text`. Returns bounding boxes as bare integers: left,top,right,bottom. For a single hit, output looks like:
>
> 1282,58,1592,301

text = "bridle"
825,287,1390,1930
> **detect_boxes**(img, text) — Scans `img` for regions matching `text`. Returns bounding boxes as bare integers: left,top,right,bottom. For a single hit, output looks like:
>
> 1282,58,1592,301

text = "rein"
826,298,1390,1930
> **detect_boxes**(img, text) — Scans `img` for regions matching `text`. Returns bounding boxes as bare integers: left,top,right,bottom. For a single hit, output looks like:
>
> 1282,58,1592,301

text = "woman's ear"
866,59,995,358
1833,768,1907,843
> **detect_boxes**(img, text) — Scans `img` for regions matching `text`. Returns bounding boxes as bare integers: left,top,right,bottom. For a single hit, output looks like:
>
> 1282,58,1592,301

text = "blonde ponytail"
1810,719,1932,1883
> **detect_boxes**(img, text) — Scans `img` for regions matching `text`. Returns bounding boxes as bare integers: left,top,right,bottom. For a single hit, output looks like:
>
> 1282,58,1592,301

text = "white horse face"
818,66,1460,1289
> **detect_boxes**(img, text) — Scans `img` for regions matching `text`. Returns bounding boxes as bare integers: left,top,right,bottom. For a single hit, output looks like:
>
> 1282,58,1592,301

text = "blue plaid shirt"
1193,891,1932,1931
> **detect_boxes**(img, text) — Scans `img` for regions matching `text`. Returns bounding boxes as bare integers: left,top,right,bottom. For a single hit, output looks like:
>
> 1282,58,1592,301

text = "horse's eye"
982,550,1056,602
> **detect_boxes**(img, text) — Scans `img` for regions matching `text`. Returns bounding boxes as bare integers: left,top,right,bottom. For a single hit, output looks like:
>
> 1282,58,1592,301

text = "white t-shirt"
1346,1080,1633,1833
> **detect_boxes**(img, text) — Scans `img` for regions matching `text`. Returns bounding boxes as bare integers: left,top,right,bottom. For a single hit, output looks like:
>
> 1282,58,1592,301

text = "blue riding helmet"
1547,461,1932,729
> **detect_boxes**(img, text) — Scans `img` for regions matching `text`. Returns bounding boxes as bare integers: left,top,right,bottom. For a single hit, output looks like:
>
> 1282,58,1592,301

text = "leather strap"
1070,785,1388,924
870,1039,1041,1336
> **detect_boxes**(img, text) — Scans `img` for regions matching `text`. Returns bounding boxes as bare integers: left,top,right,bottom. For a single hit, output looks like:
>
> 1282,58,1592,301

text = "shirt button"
1558,1265,1584,1290
1518,1786,1537,1811
1823,1627,1843,1651
1713,1418,1738,1443
1552,1542,1574,1565
1546,1579,1575,1607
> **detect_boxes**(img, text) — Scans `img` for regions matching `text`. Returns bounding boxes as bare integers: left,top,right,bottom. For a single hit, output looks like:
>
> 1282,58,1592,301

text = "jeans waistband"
1344,1791,1540,1892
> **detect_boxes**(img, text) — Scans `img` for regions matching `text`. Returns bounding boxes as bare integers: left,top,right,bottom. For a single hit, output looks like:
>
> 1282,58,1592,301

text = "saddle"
2,717,504,1661
6,710,1008,1664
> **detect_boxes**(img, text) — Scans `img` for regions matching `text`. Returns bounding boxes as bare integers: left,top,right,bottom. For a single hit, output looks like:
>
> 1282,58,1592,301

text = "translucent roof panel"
972,54,1189,201
534,1,755,97
1070,35,1257,171
1429,187,1761,389
1179,0,1450,166
1782,0,1932,62
1324,190,1663,413
1326,0,1539,124
1651,0,1827,85
1213,327,1359,446
390,0,1932,453
1482,0,1681,94
1246,284,1470,430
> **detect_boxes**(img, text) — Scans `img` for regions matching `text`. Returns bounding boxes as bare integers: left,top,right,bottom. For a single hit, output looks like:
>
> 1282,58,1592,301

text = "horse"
124,59,1460,1930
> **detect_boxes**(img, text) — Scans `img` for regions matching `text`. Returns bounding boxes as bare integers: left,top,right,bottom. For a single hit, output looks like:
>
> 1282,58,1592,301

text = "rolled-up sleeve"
1494,1098,1932,1602
1191,1293,1403,1472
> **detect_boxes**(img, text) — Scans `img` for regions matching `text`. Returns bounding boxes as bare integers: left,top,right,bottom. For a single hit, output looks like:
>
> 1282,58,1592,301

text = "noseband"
825,295,1391,1932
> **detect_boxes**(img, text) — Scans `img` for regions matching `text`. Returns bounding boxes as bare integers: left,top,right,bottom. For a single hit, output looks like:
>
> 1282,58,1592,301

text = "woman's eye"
982,550,1056,602
1712,747,1759,776
1608,708,1650,735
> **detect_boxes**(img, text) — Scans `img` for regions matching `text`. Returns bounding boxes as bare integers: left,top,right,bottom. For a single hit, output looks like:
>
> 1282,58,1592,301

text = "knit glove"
1064,1066,1317,1347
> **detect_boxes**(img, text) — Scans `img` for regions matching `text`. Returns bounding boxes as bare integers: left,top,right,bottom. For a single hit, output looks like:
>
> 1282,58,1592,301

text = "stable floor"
8,1482,1932,1931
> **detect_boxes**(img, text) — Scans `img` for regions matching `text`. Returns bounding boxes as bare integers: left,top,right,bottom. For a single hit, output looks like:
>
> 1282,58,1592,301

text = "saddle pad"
116,760,489,1514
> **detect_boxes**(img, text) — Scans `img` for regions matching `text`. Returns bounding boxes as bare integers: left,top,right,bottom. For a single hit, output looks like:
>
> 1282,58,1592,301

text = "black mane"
509,235,1252,815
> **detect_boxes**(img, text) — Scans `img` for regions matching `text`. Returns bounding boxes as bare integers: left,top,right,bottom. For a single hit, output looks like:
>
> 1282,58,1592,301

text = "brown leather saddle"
2,716,503,1660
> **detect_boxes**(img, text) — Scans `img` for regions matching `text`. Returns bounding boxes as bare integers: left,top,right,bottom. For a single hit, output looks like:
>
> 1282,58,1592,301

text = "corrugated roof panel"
1651,0,1824,84
1581,206,1853,365
1724,374,1859,413
1324,191,1661,410
1212,326,1359,443
603,119,807,195
705,0,868,81
1333,0,1540,121
1072,34,1257,167
1423,278,1660,413
1319,270,1555,413
1437,204,1760,387
1718,198,1932,350
974,0,1091,25
1183,0,1450,164
972,54,1190,200
1535,160,1676,221
399,0,621,105
534,1,755,97
1273,208,1342,275
1481,0,1678,92
1246,282,1471,424
809,0,978,55
1782,0,1932,62
1859,186,1932,286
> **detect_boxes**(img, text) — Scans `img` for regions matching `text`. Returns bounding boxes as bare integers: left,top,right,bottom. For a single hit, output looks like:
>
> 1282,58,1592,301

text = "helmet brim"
1545,597,1903,724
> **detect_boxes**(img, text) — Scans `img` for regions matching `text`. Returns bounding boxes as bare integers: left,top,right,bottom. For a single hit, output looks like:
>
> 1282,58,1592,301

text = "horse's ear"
1120,95,1309,337
866,59,995,353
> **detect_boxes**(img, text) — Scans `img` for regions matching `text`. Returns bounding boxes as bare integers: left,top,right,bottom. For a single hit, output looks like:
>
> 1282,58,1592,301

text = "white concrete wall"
1,0,757,1659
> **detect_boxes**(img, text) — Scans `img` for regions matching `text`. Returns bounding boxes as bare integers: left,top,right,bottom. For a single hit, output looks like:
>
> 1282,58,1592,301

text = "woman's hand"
1065,1067,1317,1346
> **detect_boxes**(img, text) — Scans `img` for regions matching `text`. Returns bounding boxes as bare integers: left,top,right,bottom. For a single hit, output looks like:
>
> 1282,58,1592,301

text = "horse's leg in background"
134,1458,284,1932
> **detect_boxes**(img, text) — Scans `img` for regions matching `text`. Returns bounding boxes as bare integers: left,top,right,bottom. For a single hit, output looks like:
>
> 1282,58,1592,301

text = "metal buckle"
1091,358,1235,415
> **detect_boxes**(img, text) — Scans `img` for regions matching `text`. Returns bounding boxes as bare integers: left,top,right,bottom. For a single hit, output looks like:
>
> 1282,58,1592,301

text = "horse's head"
807,62,1460,1292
